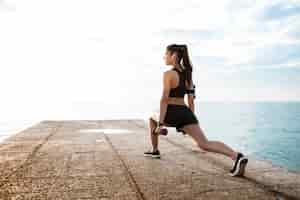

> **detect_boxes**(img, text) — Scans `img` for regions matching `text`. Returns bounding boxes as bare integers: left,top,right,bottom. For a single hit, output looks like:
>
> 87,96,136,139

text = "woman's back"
169,68,186,98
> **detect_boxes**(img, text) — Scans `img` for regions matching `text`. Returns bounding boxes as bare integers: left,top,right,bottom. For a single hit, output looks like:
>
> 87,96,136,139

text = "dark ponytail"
166,44,194,87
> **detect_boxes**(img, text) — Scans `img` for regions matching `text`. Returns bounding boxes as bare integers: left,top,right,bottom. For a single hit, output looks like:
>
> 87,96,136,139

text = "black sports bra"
169,67,186,98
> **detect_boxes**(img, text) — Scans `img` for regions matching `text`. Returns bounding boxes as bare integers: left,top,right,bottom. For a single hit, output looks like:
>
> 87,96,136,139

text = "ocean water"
0,101,299,172
194,101,300,173
0,120,38,143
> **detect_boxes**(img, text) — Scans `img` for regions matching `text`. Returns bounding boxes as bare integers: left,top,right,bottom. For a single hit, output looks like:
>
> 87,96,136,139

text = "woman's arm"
159,71,171,124
186,80,196,113
188,96,195,113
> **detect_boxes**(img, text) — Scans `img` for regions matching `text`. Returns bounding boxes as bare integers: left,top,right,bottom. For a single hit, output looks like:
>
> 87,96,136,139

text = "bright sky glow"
1,0,300,120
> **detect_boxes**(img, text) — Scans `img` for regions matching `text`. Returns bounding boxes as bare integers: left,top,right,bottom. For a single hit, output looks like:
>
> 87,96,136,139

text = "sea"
194,101,300,173
0,101,299,172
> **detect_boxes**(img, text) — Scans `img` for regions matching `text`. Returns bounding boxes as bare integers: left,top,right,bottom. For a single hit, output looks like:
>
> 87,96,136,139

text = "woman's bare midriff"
167,97,187,106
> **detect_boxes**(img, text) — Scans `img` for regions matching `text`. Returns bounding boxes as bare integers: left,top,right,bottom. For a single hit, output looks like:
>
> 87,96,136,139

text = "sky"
0,0,300,120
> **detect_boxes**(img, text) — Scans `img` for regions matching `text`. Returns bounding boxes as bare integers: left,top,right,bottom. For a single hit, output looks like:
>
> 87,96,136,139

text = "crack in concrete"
103,134,146,200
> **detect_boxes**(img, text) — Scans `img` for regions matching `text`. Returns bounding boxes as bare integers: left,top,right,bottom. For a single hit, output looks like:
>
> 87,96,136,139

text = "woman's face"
164,50,176,66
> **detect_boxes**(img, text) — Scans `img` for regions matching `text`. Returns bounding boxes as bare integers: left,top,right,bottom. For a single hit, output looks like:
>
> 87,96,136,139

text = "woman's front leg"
149,118,159,151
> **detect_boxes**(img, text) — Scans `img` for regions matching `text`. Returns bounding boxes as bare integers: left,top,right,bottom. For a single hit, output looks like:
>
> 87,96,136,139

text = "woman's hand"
154,125,162,135
154,121,164,135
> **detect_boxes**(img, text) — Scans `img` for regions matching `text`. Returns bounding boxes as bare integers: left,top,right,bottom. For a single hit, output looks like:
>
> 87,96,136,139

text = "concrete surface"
0,120,299,200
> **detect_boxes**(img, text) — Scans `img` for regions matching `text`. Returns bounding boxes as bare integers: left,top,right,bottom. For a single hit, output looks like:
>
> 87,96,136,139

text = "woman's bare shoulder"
162,69,176,78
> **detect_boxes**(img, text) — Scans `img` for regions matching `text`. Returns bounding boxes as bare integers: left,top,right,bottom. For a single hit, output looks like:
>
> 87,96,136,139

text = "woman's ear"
171,52,178,63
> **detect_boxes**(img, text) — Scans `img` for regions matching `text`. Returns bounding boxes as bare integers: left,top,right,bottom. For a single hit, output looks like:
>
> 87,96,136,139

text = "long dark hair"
166,44,193,87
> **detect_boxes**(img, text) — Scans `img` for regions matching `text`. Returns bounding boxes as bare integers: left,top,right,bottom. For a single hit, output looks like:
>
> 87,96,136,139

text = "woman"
144,44,248,177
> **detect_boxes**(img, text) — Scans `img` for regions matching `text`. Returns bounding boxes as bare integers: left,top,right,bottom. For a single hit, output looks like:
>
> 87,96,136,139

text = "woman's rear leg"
181,123,238,161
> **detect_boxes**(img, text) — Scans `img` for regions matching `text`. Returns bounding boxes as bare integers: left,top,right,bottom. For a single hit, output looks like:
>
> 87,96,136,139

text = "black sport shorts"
164,104,199,133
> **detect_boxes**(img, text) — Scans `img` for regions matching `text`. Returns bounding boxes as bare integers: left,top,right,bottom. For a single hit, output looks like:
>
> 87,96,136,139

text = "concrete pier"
0,120,299,199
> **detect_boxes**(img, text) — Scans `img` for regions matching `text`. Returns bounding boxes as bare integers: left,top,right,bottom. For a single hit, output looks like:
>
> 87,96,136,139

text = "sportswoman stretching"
144,44,248,176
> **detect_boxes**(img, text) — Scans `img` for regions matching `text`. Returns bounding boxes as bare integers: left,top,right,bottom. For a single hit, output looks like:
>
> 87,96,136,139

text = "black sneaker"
230,152,248,177
143,149,161,158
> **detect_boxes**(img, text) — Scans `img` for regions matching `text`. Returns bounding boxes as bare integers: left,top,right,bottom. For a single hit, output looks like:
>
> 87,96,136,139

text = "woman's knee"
149,117,157,124
149,112,159,122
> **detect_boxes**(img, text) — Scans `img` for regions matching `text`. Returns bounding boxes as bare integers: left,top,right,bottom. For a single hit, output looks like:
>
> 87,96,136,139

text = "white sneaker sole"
151,155,161,158
230,157,248,177
143,154,160,158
